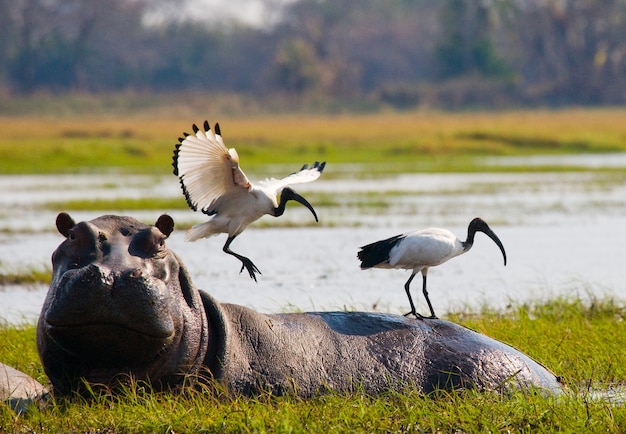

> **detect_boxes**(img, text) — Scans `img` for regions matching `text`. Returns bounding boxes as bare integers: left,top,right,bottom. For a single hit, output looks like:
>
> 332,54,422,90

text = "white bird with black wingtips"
173,120,325,281
357,217,507,319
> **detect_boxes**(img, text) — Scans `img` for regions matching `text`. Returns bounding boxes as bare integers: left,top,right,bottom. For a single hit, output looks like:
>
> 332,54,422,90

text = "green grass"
0,265,51,285
2,107,626,175
2,298,626,432
42,197,187,212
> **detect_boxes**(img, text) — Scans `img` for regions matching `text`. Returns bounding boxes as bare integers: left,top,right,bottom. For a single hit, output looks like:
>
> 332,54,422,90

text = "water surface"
2,157,625,323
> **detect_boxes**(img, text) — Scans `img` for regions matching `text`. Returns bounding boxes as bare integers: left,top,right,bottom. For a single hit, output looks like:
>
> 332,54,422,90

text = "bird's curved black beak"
278,187,319,222
470,217,507,266
483,227,507,266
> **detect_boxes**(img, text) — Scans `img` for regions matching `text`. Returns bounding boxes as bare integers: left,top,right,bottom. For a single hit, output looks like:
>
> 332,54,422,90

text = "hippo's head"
37,213,208,395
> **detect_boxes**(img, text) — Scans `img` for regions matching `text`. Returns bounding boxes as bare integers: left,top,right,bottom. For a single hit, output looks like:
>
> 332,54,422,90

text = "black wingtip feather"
203,120,210,132
172,124,196,209
177,176,198,212
292,161,327,176
172,143,180,175
192,124,200,134
214,122,221,136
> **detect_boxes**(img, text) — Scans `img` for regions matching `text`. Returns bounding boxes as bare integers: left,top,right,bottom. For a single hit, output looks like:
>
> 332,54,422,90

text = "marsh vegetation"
2,298,626,432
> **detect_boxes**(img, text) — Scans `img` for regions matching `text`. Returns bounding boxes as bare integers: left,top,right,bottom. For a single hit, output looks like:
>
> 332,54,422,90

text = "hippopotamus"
36,213,563,397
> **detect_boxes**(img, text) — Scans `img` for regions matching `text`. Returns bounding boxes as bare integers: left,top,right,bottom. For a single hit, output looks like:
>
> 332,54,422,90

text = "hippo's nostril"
104,273,115,286
84,264,115,286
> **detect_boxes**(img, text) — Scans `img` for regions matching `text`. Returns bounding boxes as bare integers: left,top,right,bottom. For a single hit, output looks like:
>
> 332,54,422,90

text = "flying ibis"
357,217,507,319
173,120,325,281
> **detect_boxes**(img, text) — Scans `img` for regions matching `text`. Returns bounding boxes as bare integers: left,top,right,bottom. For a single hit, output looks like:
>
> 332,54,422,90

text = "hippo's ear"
56,212,76,238
155,214,174,238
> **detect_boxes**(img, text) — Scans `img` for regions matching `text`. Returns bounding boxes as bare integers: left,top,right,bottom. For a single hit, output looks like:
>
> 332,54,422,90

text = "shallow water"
1,156,626,323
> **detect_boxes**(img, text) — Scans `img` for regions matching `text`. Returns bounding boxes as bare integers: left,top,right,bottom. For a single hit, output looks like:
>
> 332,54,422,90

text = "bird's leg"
223,236,262,282
421,274,437,319
402,273,425,320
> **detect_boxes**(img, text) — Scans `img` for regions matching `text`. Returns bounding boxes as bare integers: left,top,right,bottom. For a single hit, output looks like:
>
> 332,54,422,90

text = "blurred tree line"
1,0,625,108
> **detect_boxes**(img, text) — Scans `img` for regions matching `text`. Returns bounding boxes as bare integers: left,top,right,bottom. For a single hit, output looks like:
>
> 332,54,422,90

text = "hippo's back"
210,303,562,396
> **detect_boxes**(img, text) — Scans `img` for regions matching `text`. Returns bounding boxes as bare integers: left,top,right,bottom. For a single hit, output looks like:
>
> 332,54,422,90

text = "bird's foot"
238,259,262,282
403,311,426,320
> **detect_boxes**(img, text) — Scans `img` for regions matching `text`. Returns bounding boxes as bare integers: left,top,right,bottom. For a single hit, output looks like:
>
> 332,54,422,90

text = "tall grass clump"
2,376,625,432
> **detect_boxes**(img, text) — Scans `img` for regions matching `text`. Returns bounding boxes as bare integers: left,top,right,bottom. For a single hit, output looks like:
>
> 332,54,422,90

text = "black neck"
274,193,289,217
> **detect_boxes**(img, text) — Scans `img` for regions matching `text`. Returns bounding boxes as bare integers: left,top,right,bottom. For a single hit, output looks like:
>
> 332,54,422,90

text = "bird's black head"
467,217,507,266
275,187,319,222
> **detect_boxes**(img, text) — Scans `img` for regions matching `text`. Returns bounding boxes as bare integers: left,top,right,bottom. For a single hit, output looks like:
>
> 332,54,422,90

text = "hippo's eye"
68,230,75,241
129,229,167,258
98,232,107,242
155,236,167,252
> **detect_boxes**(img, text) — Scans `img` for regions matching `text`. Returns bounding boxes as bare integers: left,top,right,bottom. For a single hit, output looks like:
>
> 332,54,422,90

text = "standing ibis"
173,120,325,281
357,217,507,319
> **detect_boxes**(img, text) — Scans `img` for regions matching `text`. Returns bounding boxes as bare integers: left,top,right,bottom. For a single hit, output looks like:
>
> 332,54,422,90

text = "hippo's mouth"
42,321,177,365
43,266,179,348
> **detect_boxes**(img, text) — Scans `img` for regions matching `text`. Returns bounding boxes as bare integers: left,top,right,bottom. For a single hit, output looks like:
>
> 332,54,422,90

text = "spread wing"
257,161,326,192
173,120,250,213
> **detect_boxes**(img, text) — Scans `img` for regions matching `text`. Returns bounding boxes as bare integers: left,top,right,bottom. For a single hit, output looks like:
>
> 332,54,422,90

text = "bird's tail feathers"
185,221,221,242
357,234,405,269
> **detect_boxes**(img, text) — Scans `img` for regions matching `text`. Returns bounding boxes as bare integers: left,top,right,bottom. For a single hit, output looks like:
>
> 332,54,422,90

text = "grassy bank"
1,298,625,432
2,107,626,175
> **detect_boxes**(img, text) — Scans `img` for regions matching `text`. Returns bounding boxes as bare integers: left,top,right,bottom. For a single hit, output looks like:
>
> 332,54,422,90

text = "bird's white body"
380,228,467,273
185,186,280,241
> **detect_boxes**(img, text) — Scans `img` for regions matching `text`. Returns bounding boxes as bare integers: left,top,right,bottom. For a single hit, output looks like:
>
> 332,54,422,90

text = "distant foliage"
435,0,510,79
0,0,625,107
